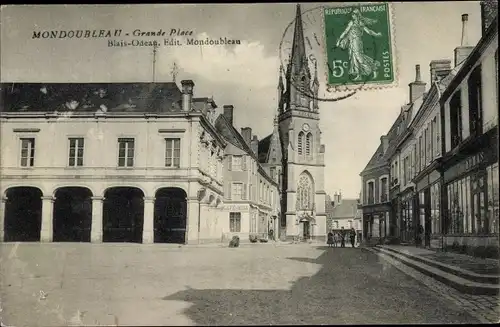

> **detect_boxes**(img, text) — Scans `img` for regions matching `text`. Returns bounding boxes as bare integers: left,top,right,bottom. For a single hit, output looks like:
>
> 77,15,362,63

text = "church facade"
258,4,327,241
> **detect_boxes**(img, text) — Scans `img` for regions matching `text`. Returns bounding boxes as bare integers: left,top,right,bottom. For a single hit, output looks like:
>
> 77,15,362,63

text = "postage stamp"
322,2,397,91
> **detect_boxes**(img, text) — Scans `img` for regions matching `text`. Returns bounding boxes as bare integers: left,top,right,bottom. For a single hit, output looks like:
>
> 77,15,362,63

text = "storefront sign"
223,205,249,211
444,151,484,183
416,169,440,192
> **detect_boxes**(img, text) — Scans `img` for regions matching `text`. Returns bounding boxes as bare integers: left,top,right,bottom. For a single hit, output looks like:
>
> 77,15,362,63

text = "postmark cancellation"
279,2,398,100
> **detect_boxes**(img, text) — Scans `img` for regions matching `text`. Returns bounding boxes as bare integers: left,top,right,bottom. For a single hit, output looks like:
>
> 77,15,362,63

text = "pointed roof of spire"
313,61,319,86
290,4,309,78
278,64,284,89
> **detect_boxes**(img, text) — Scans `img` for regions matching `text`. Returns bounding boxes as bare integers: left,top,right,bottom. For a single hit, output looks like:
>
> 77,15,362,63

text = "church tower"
278,4,327,241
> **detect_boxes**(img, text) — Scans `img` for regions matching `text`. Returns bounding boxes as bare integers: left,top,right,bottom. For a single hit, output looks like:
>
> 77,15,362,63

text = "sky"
0,2,483,199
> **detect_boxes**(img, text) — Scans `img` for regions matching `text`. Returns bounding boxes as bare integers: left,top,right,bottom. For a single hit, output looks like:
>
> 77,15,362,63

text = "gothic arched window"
306,133,312,156
296,172,314,210
298,132,305,155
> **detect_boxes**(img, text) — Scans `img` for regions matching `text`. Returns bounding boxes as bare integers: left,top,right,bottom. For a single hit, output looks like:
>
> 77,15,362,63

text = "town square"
0,1,499,325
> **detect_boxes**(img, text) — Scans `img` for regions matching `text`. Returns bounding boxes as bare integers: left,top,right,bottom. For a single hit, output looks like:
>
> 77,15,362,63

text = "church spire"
289,4,310,79
278,64,285,113
312,60,319,111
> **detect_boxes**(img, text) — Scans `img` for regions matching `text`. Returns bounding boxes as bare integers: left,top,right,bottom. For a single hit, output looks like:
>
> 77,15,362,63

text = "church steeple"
289,4,310,79
283,3,313,112
312,61,319,111
278,65,285,113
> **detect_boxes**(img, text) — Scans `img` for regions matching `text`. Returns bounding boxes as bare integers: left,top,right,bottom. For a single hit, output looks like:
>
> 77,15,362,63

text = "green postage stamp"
323,3,396,89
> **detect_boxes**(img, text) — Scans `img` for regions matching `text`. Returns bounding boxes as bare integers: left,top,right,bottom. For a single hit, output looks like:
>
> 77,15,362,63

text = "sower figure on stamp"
335,8,383,81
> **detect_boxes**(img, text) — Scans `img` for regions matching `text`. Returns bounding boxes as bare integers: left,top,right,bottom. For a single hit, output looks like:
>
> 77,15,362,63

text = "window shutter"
228,155,232,171
227,183,232,200
242,183,247,200
242,155,247,170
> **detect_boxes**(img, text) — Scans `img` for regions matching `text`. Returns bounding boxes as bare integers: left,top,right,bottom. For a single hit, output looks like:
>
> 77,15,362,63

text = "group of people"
327,227,357,248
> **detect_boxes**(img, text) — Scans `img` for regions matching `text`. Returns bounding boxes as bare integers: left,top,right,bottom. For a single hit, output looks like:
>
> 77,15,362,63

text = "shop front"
414,166,442,249
361,203,390,243
399,189,417,244
441,132,499,251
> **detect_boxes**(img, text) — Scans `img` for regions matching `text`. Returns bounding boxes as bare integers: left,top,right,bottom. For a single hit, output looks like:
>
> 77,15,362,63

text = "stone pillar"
0,197,6,242
91,196,104,243
40,196,55,242
186,199,200,244
142,197,155,244
199,203,209,242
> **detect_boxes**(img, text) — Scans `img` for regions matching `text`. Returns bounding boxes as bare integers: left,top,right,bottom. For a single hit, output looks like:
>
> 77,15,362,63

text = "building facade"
0,81,229,244
215,106,279,243
439,12,498,252
359,137,390,244
359,7,499,257
328,192,362,236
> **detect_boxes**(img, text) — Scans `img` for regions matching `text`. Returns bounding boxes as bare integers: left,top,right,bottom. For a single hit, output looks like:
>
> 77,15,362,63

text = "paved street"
0,242,480,326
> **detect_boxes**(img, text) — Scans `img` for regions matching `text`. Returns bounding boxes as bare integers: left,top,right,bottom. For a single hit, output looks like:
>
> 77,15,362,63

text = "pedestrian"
269,229,274,241
340,227,346,248
327,231,334,248
416,224,424,247
349,228,356,248
332,231,338,247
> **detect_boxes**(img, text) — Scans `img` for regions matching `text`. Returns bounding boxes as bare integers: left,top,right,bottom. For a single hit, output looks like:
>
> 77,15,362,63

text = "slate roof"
0,82,183,113
214,114,247,151
361,143,386,173
331,199,360,218
258,134,272,163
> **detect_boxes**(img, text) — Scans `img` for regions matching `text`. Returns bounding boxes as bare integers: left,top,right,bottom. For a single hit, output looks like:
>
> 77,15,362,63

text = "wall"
1,115,222,197
0,113,228,244
444,33,498,153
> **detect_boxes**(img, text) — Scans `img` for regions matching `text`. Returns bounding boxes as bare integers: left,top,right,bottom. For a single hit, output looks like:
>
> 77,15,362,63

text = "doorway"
424,188,432,247
302,221,310,240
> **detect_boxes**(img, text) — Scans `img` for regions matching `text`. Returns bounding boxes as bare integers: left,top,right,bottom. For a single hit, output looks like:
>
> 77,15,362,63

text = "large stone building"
215,105,279,242
0,80,279,244
258,4,327,241
439,10,498,252
359,5,498,257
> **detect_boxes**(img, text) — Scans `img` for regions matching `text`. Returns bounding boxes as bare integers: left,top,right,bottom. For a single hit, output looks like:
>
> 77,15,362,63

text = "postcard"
0,2,498,326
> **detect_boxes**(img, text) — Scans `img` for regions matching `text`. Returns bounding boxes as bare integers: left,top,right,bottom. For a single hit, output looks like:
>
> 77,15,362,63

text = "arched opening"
103,187,144,243
154,188,187,244
4,187,43,242
305,133,312,156
298,132,304,155
53,187,93,242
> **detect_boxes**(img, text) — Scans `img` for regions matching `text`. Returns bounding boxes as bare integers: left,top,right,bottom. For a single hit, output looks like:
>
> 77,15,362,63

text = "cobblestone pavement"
366,248,500,323
0,242,480,326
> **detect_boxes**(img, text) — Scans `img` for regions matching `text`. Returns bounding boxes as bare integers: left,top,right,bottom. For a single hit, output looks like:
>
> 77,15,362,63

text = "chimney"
180,80,194,112
454,14,475,67
223,105,234,125
429,60,452,83
241,127,252,146
250,135,259,156
408,64,426,103
380,135,389,153
481,0,498,35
